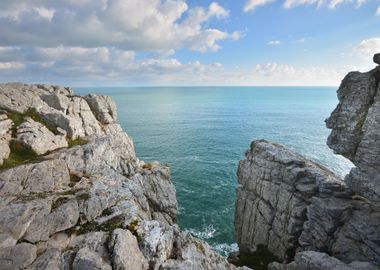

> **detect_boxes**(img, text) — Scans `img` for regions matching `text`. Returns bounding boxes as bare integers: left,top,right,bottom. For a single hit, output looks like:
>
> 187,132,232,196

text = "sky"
0,0,379,86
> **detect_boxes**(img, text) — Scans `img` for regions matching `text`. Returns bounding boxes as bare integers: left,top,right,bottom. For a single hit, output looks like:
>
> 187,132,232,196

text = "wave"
185,224,216,240
211,242,238,257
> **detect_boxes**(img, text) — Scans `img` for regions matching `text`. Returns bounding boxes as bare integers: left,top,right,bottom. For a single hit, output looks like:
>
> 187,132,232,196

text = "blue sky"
0,0,379,86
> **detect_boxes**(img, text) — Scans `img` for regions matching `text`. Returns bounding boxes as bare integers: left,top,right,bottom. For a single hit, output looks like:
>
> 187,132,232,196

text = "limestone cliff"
235,55,380,270
0,83,245,270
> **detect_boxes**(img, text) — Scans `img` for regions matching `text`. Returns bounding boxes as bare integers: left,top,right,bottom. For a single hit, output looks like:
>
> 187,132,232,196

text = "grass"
76,192,90,201
0,140,39,170
7,108,59,136
77,215,125,235
67,137,88,148
232,245,279,270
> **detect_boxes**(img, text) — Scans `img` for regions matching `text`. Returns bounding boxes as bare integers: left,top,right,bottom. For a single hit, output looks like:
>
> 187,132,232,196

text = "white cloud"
244,0,275,12
0,0,233,53
268,40,282,45
355,38,380,56
0,62,24,70
376,6,380,15
283,0,366,9
0,45,351,86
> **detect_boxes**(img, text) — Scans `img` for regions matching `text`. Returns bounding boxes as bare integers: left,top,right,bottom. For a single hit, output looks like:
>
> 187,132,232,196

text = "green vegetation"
195,242,206,254
127,219,139,235
76,192,90,201
233,245,279,270
67,137,88,148
0,140,39,170
101,208,113,216
77,215,125,235
7,108,59,136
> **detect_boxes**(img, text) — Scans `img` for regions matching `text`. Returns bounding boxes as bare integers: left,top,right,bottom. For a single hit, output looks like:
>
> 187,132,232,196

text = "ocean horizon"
77,86,353,256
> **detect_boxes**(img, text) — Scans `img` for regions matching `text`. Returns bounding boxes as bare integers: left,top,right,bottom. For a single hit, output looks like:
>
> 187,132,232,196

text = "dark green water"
77,86,352,255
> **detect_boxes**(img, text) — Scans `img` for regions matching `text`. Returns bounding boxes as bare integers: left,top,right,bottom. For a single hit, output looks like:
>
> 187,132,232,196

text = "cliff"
0,83,247,270
235,55,380,270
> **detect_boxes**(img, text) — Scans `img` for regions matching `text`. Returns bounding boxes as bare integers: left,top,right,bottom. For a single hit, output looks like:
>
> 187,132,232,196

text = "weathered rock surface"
0,83,242,270
268,251,379,270
0,114,12,165
235,56,380,269
84,94,117,124
326,66,380,202
109,229,148,270
17,118,67,155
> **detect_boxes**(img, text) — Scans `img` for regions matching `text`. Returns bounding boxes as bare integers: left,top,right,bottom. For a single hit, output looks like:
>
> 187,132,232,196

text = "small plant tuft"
76,193,90,201
7,108,59,136
77,215,125,235
67,137,88,148
0,140,39,170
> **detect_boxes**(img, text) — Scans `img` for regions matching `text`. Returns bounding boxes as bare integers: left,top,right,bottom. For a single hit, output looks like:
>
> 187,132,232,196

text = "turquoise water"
76,86,352,255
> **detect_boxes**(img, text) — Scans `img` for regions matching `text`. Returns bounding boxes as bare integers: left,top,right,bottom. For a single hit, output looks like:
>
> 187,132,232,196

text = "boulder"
84,94,117,124
0,243,37,270
109,229,149,270
17,118,67,155
0,115,12,165
72,247,112,270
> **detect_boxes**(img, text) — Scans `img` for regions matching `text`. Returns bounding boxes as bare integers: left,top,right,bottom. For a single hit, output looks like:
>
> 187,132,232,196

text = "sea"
76,86,353,256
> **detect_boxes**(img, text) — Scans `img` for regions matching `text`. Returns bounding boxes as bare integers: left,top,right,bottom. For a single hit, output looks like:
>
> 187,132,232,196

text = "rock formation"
0,83,245,270
235,55,380,269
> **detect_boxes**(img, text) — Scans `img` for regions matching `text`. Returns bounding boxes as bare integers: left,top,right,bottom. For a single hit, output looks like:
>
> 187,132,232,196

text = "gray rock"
0,201,47,240
326,66,380,202
27,248,61,270
84,94,117,124
72,247,112,270
0,82,242,270
136,220,176,269
235,140,345,261
284,251,378,270
0,115,12,165
235,58,380,268
68,232,109,259
109,229,149,270
0,234,16,248
17,118,67,155
0,243,37,270
24,199,79,243
161,232,239,270
0,159,70,197
374,53,380,65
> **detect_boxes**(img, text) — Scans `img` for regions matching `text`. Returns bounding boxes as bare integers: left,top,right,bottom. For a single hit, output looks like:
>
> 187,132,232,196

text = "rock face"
17,118,68,155
0,83,242,270
0,114,12,165
235,56,380,269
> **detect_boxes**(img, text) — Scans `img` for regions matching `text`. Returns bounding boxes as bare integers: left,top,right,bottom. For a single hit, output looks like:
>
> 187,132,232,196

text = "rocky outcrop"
17,118,68,155
0,83,242,270
0,114,12,165
235,55,380,269
268,251,378,270
326,65,380,202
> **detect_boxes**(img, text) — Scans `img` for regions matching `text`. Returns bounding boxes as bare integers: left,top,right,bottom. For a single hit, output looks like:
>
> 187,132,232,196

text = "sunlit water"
76,86,353,256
